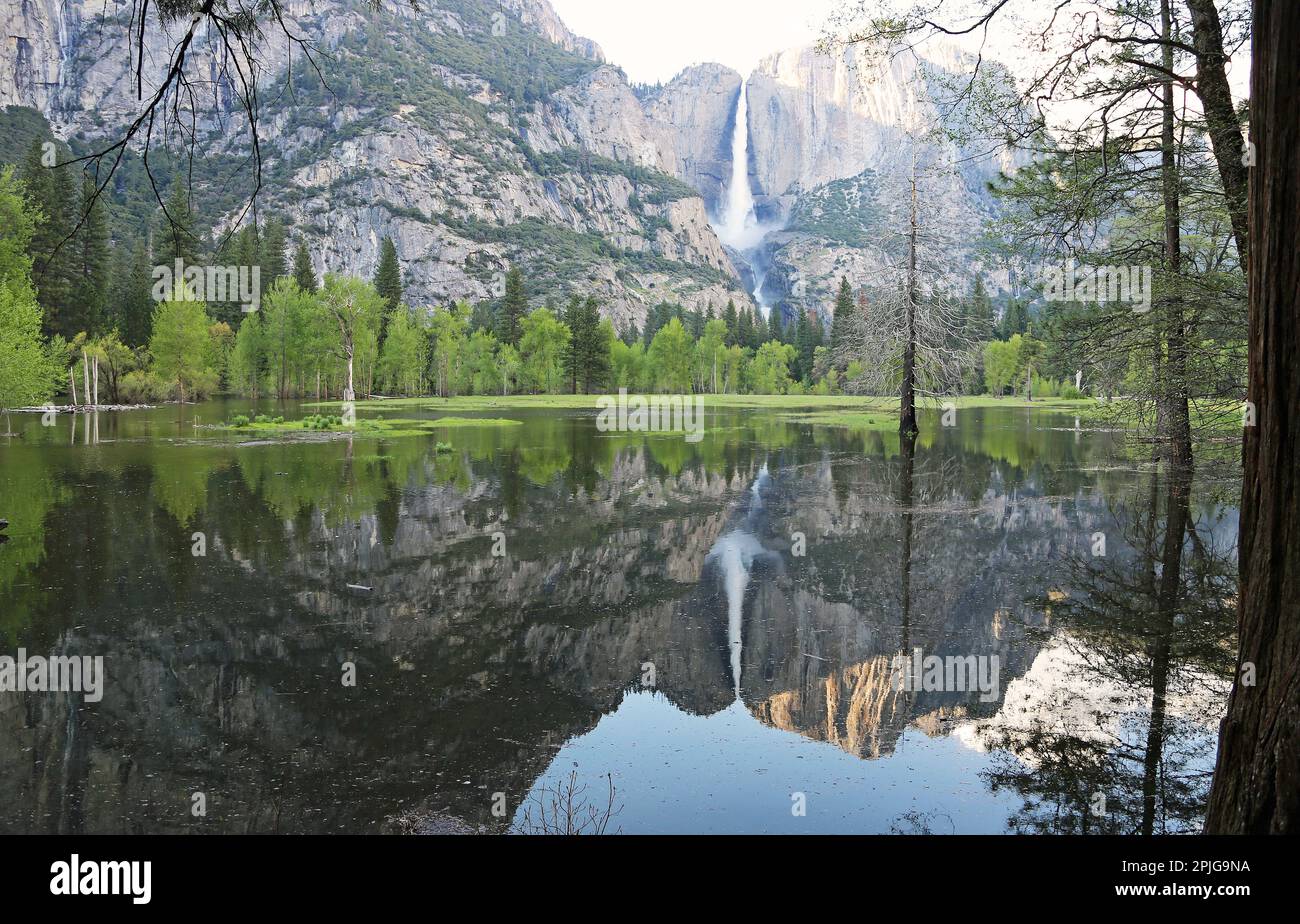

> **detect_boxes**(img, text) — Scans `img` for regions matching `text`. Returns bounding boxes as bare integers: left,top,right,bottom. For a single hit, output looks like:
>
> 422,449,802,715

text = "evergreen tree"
153,178,202,266
495,266,526,347
260,217,289,283
753,307,769,346
969,275,995,341
563,295,611,394
687,307,704,339
68,174,110,337
1000,299,1029,339
737,306,754,350
108,236,155,347
723,299,739,346
373,236,402,314
795,309,822,382
19,138,74,338
830,276,854,359
292,239,318,293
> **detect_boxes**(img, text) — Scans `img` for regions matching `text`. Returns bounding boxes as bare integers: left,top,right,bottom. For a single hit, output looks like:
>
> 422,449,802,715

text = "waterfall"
714,79,775,314
54,1,70,93
718,80,758,248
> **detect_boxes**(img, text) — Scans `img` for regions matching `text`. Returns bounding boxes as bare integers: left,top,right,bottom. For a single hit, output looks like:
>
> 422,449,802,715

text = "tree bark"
1204,0,1300,834
1161,0,1194,471
900,162,919,436
1186,0,1250,264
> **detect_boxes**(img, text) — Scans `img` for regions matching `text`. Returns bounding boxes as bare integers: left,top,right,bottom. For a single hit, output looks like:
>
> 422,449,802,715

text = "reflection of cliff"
0,415,1172,833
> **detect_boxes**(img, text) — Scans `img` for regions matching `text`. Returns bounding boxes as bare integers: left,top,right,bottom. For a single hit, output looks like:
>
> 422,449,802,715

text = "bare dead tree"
832,148,979,433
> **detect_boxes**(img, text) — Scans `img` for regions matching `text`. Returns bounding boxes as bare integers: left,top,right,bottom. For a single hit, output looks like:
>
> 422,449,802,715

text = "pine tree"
1000,299,1029,339
260,217,289,283
374,236,402,314
292,239,318,293
562,294,584,393
68,174,110,337
723,299,739,346
562,295,611,394
153,178,202,266
737,306,754,350
495,266,526,347
794,309,814,382
108,236,155,347
19,138,74,338
830,276,853,359
753,307,769,346
970,275,995,341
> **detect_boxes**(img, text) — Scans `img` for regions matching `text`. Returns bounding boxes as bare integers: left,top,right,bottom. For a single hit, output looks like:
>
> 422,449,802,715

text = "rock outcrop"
1,0,756,330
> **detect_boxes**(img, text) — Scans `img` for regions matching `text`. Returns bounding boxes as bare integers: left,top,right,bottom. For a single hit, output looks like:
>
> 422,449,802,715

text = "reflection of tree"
0,446,64,640
981,462,1236,833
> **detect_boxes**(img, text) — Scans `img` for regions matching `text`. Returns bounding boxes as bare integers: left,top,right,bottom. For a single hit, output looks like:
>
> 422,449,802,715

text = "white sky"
548,0,838,85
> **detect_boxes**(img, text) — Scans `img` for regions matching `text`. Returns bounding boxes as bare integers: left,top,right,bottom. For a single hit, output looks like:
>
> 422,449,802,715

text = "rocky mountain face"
616,42,1022,327
1,0,755,331
639,63,743,217
3,0,1017,332
743,43,1022,321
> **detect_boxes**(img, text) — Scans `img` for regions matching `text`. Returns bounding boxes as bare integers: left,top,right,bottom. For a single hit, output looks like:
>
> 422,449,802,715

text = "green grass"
425,416,523,428
216,415,522,439
314,394,1097,413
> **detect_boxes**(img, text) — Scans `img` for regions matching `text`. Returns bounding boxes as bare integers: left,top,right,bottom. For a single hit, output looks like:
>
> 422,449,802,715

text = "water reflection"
0,403,1237,833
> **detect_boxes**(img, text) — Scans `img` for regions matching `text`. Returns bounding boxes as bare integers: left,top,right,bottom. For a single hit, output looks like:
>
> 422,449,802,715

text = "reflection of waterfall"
706,465,771,698
713,80,778,315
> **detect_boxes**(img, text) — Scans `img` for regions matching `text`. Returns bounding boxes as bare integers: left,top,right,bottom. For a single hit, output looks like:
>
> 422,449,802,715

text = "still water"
0,401,1238,834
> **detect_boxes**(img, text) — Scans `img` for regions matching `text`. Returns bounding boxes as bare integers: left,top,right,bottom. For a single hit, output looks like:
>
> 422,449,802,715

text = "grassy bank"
310,393,1099,413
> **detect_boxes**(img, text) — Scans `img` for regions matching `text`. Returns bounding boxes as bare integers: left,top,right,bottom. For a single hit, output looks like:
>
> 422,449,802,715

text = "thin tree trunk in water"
1205,0,1300,834
1186,0,1250,264
82,351,90,409
900,161,919,436
69,367,77,407
1142,463,1192,834
1161,0,1193,470
898,429,916,653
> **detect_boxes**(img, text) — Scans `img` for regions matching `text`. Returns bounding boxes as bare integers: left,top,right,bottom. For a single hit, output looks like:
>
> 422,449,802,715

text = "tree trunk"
1160,0,1193,471
900,163,920,436
1204,0,1300,834
1186,0,1250,264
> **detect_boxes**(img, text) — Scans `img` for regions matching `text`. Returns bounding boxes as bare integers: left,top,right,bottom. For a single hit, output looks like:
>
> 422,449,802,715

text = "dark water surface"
0,400,1238,833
